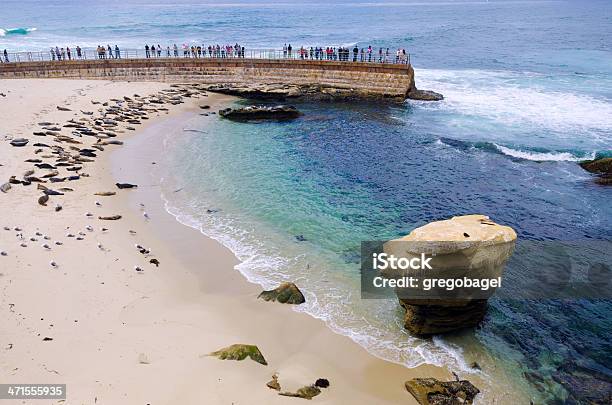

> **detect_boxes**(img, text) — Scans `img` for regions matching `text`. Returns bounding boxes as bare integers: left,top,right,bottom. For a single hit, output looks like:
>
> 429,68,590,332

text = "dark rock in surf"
258,282,305,305
407,89,444,101
405,378,480,405
580,157,612,174
579,157,612,185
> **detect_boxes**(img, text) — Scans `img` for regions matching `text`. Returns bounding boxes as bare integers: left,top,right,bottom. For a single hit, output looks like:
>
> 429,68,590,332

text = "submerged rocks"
209,344,267,365
579,157,612,185
405,378,480,405
258,282,305,305
219,105,302,121
384,215,516,335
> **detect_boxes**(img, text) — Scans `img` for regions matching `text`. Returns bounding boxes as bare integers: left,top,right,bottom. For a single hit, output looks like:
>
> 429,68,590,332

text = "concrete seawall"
0,58,414,101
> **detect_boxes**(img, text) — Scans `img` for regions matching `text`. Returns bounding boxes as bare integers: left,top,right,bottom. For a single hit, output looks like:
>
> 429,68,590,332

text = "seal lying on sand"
38,194,49,206
116,183,138,189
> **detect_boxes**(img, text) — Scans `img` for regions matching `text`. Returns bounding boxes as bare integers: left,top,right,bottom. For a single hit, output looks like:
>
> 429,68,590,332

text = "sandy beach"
0,79,460,404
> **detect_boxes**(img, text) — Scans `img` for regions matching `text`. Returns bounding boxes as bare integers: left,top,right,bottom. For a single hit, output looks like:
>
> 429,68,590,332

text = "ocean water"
3,1,611,403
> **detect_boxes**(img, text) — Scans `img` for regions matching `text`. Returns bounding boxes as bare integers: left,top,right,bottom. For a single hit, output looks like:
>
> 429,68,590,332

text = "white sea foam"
412,69,612,138
493,144,596,162
160,187,483,376
0,27,37,36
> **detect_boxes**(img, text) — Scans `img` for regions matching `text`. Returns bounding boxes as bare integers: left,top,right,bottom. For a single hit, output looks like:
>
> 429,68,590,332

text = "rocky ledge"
204,83,405,101
383,214,516,335
219,105,302,121
406,88,444,101
579,157,612,185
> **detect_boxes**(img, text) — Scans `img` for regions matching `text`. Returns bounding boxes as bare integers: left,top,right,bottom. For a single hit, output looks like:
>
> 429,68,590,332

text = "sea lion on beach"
42,171,59,179
95,192,116,196
116,183,138,189
10,138,29,147
38,194,49,206
56,106,71,111
43,189,64,196
98,215,122,220
25,176,45,183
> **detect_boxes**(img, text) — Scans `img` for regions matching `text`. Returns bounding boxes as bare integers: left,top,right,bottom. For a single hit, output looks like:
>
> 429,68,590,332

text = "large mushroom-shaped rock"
405,378,480,405
383,215,516,335
258,282,305,304
579,157,612,185
209,344,267,365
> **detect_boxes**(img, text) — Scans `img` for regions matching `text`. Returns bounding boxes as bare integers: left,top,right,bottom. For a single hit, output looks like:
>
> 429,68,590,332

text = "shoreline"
0,78,458,404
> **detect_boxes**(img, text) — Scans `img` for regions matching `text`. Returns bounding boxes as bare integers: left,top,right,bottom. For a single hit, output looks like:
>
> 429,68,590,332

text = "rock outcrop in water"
258,282,305,304
579,157,612,185
405,377,480,405
406,79,444,101
219,105,302,121
383,215,516,335
406,88,444,101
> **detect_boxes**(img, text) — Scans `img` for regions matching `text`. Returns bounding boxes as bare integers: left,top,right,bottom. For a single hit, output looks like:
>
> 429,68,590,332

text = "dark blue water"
3,1,611,403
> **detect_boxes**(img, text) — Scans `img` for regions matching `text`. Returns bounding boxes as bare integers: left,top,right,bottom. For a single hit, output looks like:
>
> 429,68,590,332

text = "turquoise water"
3,1,611,403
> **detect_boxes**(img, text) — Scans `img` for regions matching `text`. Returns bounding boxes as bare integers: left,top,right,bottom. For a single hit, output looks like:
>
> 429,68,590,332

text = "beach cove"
0,0,611,403
0,78,481,404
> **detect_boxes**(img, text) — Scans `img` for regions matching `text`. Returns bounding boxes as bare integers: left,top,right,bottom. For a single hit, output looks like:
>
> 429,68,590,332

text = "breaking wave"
0,27,37,36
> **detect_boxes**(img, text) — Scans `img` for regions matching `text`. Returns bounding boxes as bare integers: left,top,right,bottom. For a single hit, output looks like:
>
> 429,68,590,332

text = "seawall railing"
0,48,410,66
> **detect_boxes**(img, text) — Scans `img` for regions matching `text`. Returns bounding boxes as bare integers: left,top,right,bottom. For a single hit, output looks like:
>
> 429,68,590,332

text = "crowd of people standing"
2,42,409,65
45,45,121,61
284,44,409,64
143,43,246,59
